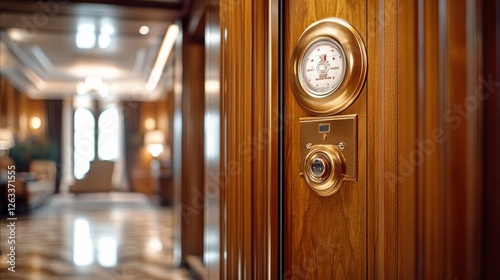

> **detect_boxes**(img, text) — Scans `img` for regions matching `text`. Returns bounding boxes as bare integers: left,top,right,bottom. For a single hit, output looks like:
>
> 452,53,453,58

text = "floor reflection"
0,193,190,280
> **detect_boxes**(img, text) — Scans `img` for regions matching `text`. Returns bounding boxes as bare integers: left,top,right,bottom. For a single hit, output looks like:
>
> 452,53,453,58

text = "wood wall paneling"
414,0,484,278
0,76,46,141
482,0,500,277
0,76,21,131
181,37,205,260
219,0,277,278
397,0,418,278
269,0,279,278
367,0,400,278
422,1,446,277
133,98,172,198
447,0,469,277
212,0,493,277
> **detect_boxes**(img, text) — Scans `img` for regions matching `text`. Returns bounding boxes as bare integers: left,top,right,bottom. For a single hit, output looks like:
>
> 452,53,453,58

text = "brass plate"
291,18,367,115
300,114,357,181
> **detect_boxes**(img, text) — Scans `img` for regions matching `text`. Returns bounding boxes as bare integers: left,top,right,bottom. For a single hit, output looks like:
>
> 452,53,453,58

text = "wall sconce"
144,130,165,158
144,118,156,131
30,116,41,130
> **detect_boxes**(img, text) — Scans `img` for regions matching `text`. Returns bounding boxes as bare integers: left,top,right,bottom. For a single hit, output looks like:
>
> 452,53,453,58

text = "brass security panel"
300,115,357,197
290,18,367,115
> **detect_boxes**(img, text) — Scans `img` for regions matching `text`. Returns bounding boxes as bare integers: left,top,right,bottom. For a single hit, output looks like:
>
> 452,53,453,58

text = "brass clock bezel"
290,17,367,115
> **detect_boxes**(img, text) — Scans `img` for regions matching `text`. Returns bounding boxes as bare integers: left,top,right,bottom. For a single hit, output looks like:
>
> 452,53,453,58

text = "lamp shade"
0,129,14,150
144,130,165,157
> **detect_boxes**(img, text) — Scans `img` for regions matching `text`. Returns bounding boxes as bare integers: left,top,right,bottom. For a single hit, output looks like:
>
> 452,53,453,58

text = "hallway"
0,193,191,280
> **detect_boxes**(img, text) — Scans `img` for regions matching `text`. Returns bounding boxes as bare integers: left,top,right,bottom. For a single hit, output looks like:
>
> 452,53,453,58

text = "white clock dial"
300,39,346,96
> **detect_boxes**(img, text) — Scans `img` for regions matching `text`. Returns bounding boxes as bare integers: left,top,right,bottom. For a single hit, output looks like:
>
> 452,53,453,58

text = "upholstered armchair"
69,160,114,194
14,160,57,211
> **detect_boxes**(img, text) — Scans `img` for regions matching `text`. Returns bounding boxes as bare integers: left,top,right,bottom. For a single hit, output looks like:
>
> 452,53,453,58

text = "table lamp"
144,130,165,158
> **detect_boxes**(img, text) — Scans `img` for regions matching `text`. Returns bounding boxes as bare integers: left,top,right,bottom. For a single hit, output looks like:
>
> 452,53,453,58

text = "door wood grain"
283,1,368,279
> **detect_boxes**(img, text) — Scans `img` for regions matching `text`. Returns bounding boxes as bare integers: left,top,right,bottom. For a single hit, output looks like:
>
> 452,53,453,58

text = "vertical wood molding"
268,0,279,278
219,0,276,278
422,1,446,278
367,0,399,278
482,0,500,277
413,0,486,278
398,0,418,278
181,37,205,259
464,0,483,277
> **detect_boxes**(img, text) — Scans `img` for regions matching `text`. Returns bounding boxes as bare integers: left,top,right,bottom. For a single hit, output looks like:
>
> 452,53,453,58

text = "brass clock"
291,18,367,115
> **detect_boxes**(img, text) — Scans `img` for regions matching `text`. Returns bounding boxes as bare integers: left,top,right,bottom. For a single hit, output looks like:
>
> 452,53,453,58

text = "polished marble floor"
0,193,191,280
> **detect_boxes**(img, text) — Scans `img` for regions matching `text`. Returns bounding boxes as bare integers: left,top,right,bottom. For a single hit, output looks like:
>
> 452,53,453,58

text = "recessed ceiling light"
99,23,114,49
139,25,149,35
100,24,114,35
77,82,87,95
76,22,96,49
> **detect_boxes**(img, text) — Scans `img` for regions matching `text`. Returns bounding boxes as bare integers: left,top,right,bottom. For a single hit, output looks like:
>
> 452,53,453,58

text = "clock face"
300,39,346,97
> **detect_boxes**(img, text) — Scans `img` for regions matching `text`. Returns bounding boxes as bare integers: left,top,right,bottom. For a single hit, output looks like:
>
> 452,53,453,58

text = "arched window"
98,106,119,161
74,108,95,179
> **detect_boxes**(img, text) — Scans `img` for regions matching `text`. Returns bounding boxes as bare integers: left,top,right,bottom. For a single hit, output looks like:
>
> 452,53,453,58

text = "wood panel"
214,0,492,277
219,0,277,278
412,0,484,278
282,0,487,278
181,37,205,260
366,0,400,278
482,0,500,277
446,0,469,277
283,1,367,279
421,1,446,278
131,96,172,198
138,102,159,170
397,0,418,278
0,76,46,141
0,76,17,129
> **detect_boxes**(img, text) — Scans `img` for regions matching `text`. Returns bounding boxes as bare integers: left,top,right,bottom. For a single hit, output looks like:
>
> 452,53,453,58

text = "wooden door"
215,0,495,278
282,0,492,279
283,1,369,278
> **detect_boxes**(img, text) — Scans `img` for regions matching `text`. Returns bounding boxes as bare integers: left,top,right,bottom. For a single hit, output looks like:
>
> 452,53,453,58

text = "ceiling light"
139,26,149,35
100,24,114,35
76,22,96,49
77,82,87,95
99,83,110,97
77,77,109,96
85,76,102,88
99,23,114,49
145,24,179,92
